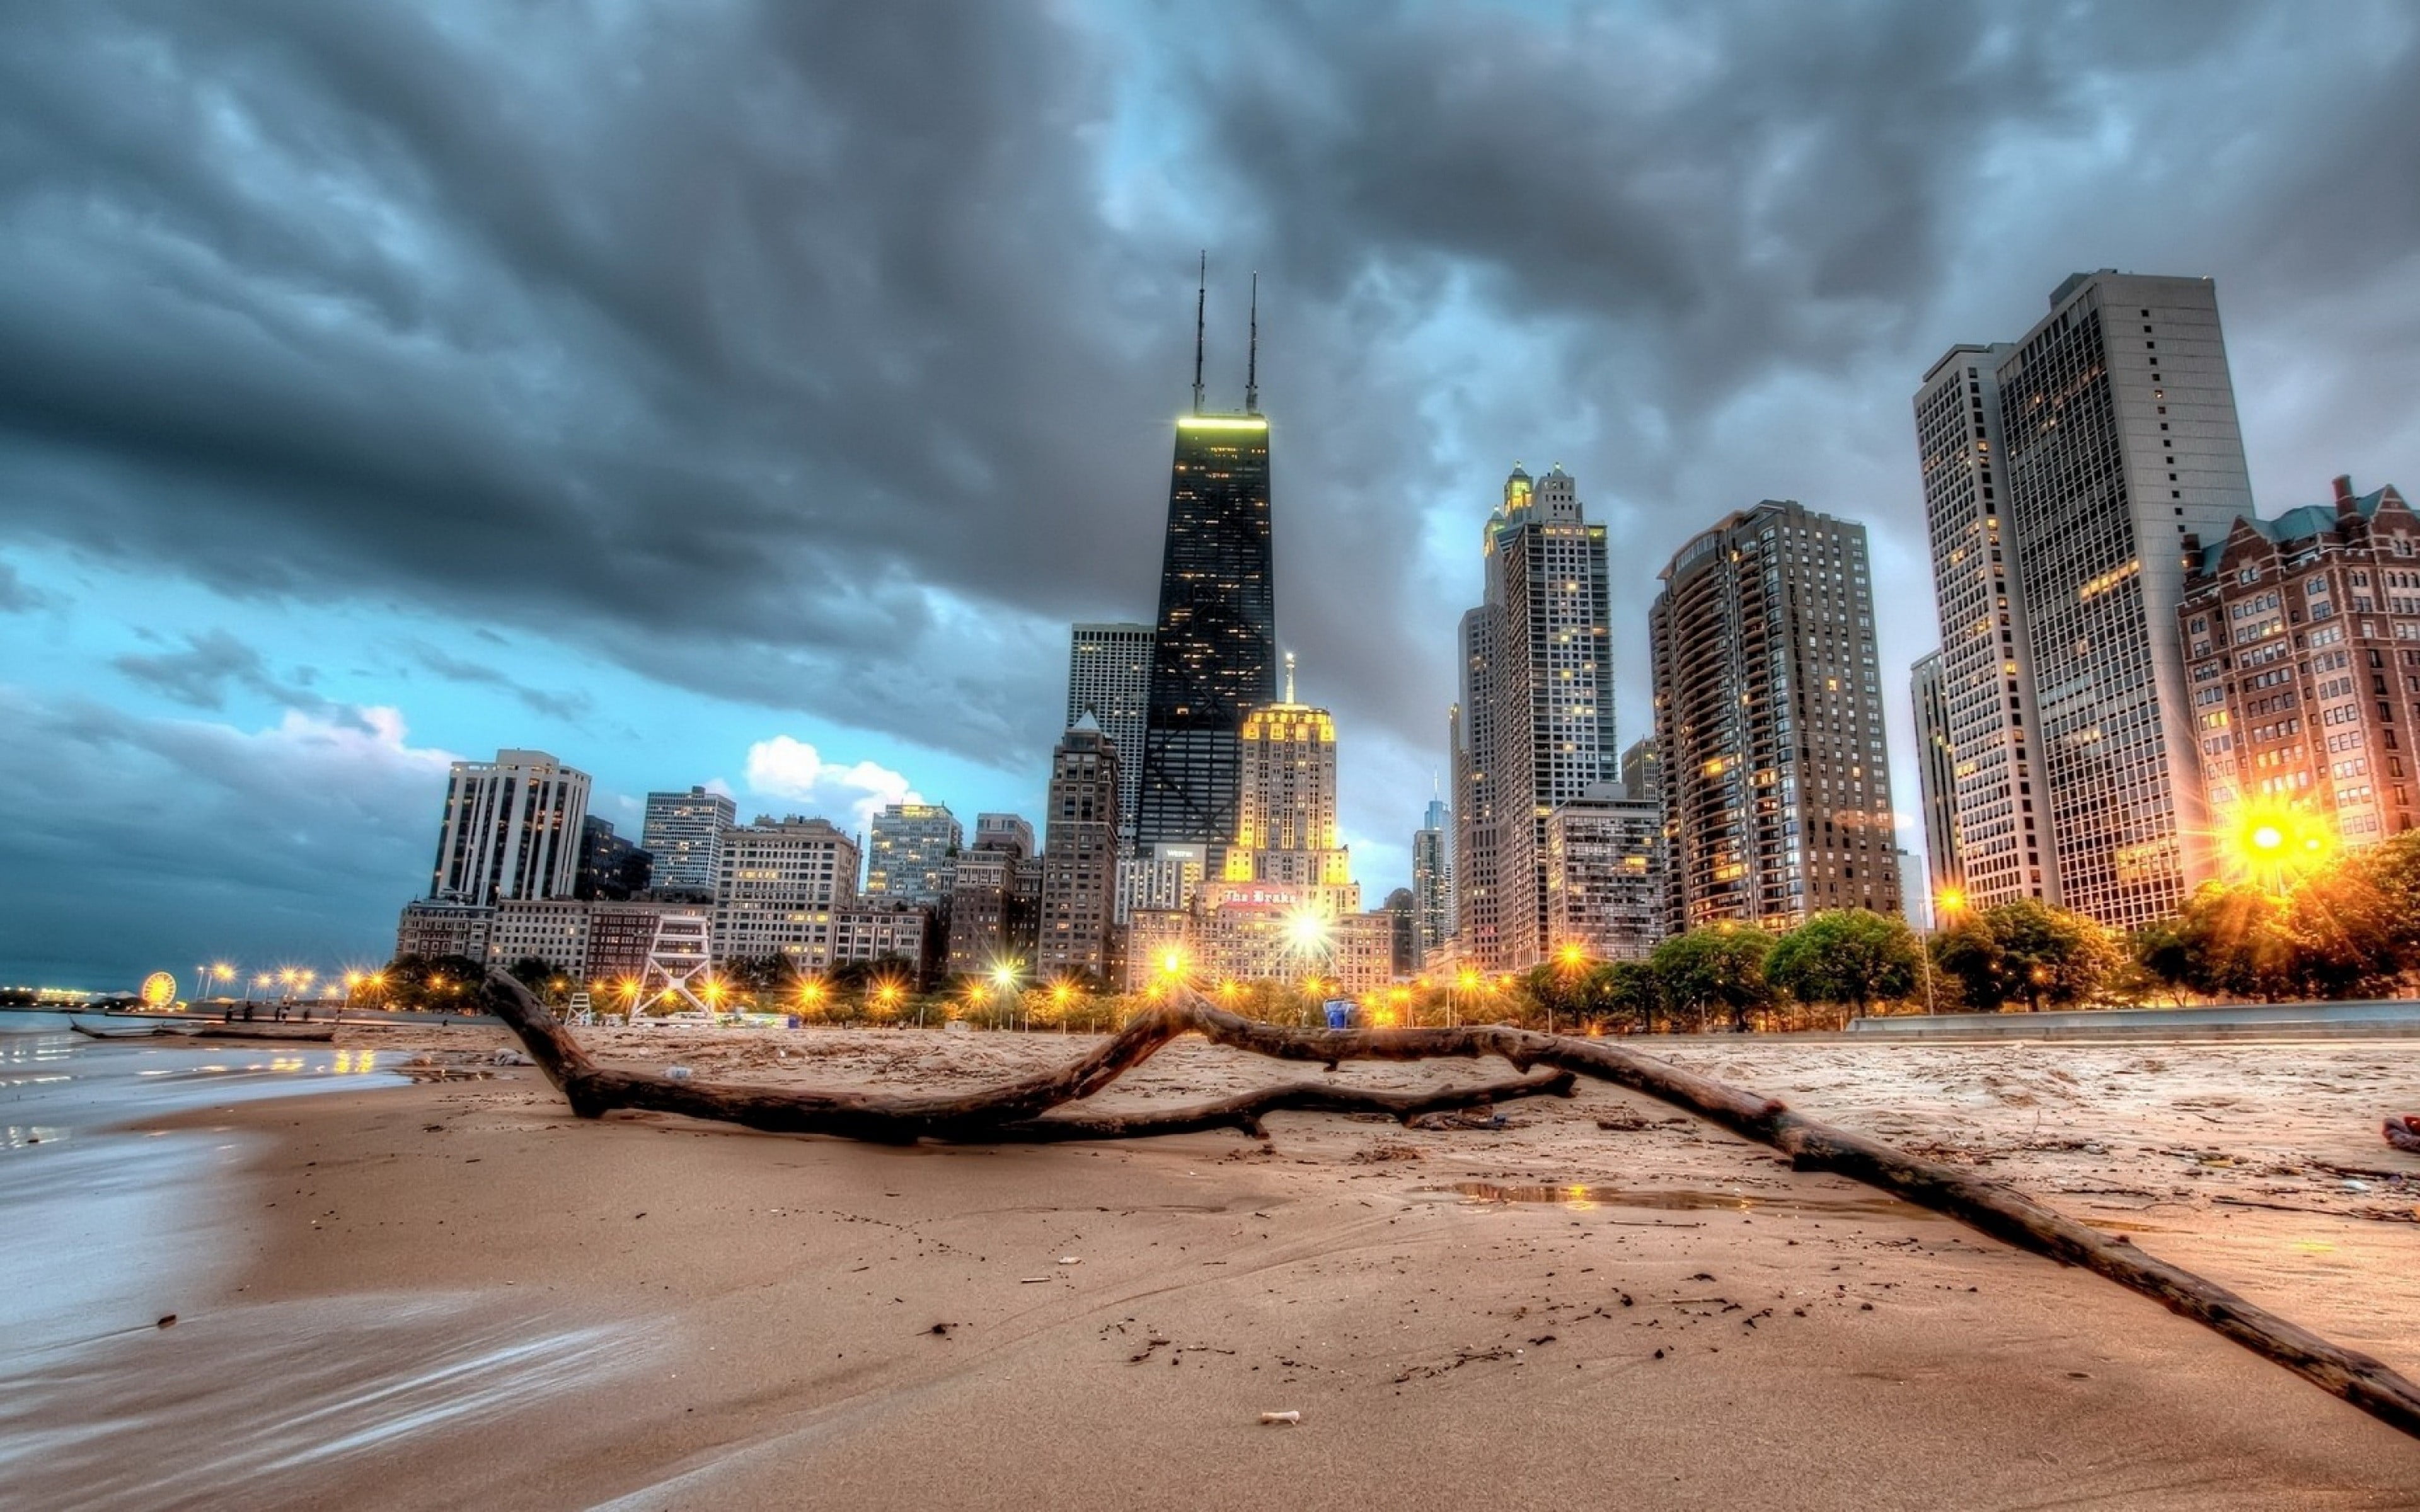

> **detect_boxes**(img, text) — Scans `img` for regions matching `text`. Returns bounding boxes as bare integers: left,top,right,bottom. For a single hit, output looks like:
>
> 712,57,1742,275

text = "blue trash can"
1323,999,1352,1030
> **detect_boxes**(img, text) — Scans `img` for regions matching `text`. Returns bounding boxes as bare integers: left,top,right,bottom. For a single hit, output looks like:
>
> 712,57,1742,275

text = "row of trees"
1514,832,2420,1028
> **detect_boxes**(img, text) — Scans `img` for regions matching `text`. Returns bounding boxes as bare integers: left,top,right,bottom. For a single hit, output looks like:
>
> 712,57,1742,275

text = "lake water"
0,1013,653,1510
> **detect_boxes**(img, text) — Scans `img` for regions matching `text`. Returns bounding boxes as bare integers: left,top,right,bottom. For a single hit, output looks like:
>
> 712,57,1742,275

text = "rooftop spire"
1191,251,1207,413
1284,650,1296,704
1245,272,1259,414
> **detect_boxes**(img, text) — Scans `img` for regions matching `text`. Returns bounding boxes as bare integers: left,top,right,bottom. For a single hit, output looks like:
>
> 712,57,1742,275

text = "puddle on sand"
1420,1181,1937,1219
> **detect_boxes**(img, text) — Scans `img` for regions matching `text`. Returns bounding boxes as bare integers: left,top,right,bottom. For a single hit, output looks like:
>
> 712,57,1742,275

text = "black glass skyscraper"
1134,272,1276,856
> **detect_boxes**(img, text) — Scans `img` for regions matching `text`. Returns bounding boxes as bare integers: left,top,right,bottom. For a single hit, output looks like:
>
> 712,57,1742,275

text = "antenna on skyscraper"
1245,272,1260,414
1191,251,1207,413
1284,650,1296,704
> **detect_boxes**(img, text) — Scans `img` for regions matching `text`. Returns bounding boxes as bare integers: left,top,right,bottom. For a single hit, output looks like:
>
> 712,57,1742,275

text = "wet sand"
28,1026,2420,1509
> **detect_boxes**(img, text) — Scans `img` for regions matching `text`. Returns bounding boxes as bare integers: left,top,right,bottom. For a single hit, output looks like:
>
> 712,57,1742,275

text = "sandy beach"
20,1023,2420,1509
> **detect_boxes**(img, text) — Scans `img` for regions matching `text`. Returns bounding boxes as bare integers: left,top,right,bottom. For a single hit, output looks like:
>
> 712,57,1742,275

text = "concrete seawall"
1847,999,2420,1040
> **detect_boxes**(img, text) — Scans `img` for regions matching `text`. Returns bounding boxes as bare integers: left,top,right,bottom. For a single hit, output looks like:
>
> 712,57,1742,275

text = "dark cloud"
111,626,356,722
408,642,592,724
3,0,2418,983
0,561,45,612
0,687,447,983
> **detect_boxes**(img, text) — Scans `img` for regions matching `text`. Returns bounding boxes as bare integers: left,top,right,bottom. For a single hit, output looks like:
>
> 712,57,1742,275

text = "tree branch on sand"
480,970,2420,1443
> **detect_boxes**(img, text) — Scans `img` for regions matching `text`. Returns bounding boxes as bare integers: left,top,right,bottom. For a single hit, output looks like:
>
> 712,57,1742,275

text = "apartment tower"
430,748,592,906
1650,501,1901,928
1912,342,2054,910
1978,272,2254,927
2182,477,2420,847
1451,465,1616,969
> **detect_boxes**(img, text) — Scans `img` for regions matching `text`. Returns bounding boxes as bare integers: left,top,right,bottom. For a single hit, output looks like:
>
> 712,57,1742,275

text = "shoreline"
26,1025,2420,1508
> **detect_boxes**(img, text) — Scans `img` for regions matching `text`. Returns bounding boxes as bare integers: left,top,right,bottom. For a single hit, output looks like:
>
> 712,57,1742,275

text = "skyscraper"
1223,658,1352,899
1066,622,1154,852
1135,268,1277,864
641,786,737,896
430,748,591,906
1914,341,2056,910
2181,477,2420,847
1411,795,1453,963
1451,465,1616,968
865,802,961,908
1909,650,1962,905
1651,501,1901,929
1993,272,2254,927
1037,717,1122,982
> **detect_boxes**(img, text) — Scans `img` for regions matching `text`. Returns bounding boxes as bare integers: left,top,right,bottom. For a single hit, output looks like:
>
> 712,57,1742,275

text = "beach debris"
473,969,2420,1445
491,1048,532,1066
156,1314,177,1329
1056,1256,1082,1265
1019,1276,1052,1284
1257,1411,1301,1426
665,1065,694,1081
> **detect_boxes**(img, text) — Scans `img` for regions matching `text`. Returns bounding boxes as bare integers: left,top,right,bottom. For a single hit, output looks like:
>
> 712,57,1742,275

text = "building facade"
429,748,591,906
1411,796,1453,963
1067,622,1154,851
1452,466,1617,970
1913,341,2056,910
1990,272,2255,928
1650,500,1902,929
640,786,737,896
1037,718,1122,982
1115,843,1206,925
1909,650,1963,905
2181,477,2420,849
945,813,1039,976
710,816,862,968
1544,783,1666,961
395,899,493,964
865,803,961,908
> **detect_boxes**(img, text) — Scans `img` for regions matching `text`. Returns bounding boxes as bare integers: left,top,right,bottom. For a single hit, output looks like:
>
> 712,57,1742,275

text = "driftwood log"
480,971,2420,1442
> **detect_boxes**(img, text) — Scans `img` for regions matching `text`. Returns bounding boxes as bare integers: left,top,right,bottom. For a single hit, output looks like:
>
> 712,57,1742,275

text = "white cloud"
742,735,920,832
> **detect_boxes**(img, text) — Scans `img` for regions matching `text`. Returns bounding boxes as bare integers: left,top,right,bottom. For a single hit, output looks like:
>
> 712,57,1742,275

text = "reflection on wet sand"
1426,1180,1937,1218
0,1293,653,1512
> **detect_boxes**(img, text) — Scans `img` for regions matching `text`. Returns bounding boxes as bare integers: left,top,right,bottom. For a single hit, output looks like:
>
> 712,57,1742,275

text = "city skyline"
6,4,2420,985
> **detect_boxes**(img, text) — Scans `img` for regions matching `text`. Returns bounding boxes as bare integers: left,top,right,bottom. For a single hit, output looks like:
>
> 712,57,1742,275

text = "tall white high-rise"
1066,622,1154,852
1451,465,1616,969
1991,272,2253,927
1908,650,1962,906
1913,341,2056,911
430,748,591,906
640,786,737,895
